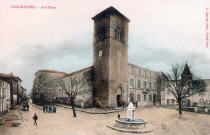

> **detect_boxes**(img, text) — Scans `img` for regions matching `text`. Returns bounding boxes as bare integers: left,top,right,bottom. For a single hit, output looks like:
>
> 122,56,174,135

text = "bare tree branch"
159,63,207,115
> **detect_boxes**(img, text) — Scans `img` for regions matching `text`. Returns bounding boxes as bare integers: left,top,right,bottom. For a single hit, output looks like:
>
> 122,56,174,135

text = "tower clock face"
99,50,103,57
118,51,121,57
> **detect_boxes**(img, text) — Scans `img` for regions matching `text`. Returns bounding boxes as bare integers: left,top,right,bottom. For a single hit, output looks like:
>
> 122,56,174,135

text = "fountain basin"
115,118,147,129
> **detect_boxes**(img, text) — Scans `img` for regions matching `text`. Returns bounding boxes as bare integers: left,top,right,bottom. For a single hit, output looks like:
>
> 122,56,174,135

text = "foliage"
155,75,162,105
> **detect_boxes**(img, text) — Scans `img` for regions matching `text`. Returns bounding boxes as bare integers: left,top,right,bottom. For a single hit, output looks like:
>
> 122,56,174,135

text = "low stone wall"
182,107,194,112
55,97,71,105
195,107,210,114
182,107,210,114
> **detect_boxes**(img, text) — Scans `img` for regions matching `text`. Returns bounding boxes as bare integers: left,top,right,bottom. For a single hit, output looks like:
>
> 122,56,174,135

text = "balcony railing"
142,88,150,93
0,96,6,100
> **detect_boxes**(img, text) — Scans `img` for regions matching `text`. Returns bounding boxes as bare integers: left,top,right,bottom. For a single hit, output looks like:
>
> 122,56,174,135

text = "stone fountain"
115,102,147,129
107,102,153,133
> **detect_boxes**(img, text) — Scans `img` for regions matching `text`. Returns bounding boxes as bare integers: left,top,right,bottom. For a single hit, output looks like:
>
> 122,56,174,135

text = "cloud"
129,43,210,78
15,41,92,67
0,41,93,93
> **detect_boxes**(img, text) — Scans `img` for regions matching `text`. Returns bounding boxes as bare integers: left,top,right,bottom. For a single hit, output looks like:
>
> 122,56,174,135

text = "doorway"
116,85,123,107
117,95,122,107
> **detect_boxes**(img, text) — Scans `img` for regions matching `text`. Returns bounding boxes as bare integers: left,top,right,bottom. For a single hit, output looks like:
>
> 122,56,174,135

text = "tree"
161,63,206,114
155,75,163,106
59,77,86,117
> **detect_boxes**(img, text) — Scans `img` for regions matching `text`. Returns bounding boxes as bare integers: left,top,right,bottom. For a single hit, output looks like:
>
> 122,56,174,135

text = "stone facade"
13,79,22,105
0,73,23,108
92,6,129,108
189,79,210,107
21,87,27,98
127,63,161,107
0,76,10,115
62,67,93,107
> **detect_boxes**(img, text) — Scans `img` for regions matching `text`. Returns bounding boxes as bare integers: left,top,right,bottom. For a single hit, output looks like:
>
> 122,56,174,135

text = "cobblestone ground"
0,104,209,135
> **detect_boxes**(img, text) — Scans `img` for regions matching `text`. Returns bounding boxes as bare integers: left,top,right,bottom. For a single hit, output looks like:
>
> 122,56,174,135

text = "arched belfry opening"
116,85,124,107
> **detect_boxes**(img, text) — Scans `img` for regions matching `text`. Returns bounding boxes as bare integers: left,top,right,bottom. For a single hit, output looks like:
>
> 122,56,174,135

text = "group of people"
121,101,128,108
121,101,138,108
43,105,56,113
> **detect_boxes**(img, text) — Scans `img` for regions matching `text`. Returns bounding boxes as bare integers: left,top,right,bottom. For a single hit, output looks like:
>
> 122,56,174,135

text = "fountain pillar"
127,102,135,121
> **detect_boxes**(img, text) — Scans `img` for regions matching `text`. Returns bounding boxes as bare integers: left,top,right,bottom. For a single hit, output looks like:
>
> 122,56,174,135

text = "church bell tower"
92,6,130,108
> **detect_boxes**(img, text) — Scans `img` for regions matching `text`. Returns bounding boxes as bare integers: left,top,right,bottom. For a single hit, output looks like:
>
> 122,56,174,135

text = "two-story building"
0,73,23,108
127,63,160,107
0,75,10,115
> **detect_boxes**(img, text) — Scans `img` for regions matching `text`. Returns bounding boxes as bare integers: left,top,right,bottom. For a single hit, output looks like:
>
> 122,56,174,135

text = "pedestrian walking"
32,113,38,126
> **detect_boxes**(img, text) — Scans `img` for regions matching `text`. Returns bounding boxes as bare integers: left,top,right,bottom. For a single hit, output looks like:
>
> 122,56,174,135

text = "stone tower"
92,6,130,108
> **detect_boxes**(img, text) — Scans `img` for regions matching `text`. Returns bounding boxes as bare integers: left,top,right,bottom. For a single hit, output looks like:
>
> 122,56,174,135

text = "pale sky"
0,0,209,94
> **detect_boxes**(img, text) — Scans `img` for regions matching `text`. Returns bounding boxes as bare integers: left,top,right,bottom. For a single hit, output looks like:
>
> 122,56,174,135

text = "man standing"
32,113,38,126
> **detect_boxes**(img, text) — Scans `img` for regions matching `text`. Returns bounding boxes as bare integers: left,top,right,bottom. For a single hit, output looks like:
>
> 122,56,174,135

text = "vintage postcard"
0,0,209,135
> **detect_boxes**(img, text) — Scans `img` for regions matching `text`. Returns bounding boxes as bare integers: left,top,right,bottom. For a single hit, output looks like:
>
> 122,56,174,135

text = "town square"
0,103,210,135
0,0,210,135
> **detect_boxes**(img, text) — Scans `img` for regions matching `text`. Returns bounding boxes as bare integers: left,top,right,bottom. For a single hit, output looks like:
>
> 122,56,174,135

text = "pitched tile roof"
63,66,93,78
0,73,22,81
92,6,130,22
35,70,67,75
0,76,11,83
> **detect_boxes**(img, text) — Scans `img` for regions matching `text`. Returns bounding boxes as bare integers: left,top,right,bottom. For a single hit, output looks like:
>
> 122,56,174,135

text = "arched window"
98,27,106,41
115,27,124,43
137,94,141,101
102,27,106,38
115,27,119,41
120,30,124,43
